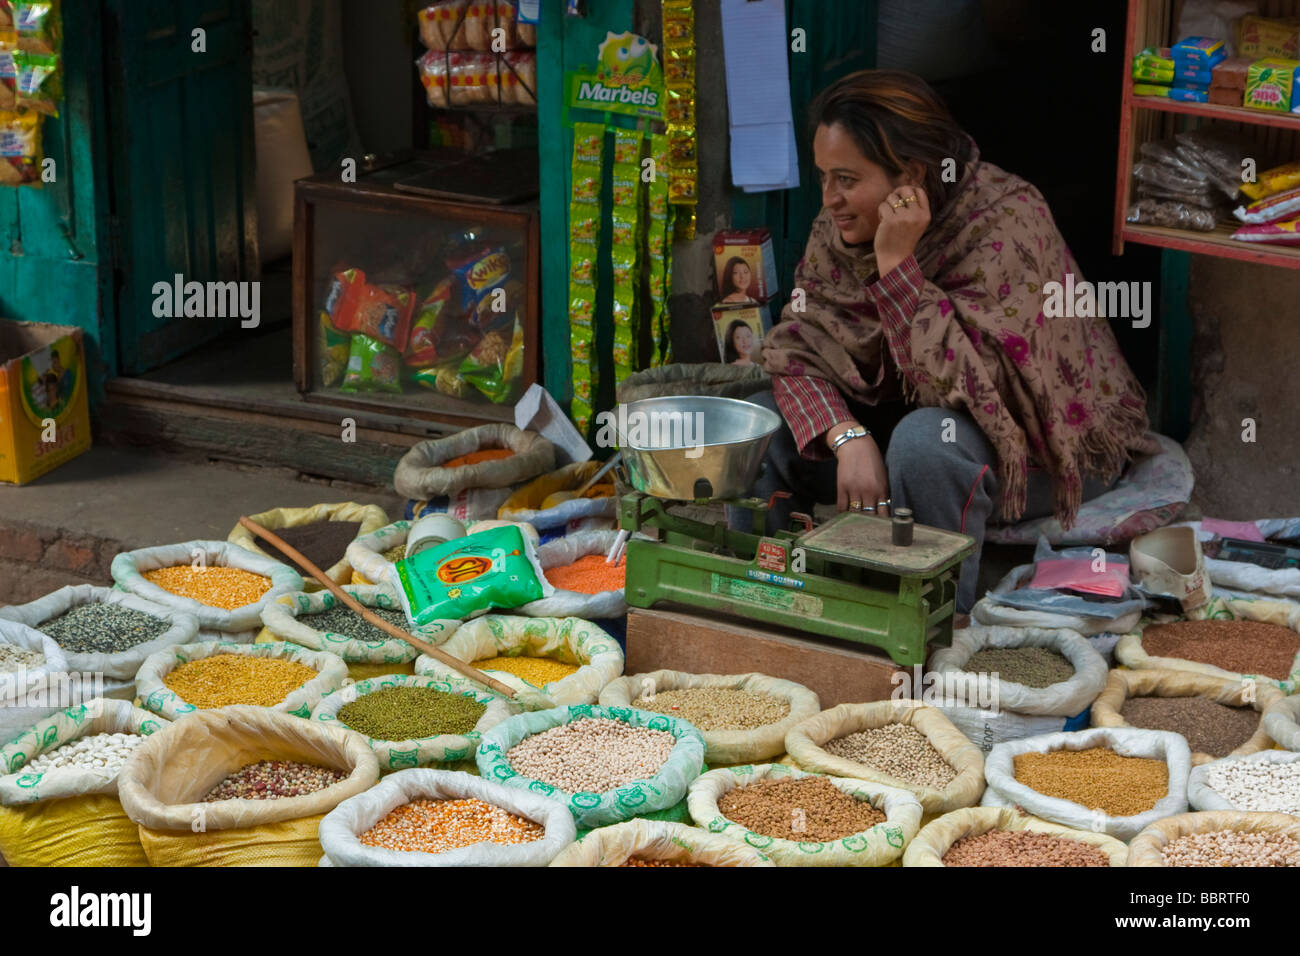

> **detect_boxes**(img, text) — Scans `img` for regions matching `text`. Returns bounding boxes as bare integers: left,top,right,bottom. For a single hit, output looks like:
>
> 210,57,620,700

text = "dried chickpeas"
823,723,957,790
1162,830,1300,867
506,717,675,792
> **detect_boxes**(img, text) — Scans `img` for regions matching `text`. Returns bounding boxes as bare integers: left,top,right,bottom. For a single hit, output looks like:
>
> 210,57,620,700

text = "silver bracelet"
829,425,870,452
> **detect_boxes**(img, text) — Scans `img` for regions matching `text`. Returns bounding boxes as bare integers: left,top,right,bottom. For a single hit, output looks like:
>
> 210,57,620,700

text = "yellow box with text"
0,320,92,484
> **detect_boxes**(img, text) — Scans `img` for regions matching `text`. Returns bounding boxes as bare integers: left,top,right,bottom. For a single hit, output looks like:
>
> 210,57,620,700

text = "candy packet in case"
392,524,552,625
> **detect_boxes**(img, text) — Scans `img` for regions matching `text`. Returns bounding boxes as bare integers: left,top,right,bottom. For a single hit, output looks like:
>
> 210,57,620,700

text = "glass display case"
293,158,539,426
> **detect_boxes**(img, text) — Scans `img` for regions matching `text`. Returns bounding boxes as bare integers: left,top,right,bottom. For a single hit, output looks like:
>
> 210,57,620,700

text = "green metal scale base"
620,493,974,666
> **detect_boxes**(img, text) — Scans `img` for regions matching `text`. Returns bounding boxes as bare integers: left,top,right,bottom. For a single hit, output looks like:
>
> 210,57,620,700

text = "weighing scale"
619,492,974,666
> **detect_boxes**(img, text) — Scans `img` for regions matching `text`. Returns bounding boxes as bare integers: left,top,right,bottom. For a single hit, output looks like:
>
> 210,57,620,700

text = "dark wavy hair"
808,69,973,213
719,256,752,298
722,319,752,363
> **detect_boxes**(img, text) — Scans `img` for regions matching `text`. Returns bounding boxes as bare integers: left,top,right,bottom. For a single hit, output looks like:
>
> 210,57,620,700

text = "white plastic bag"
929,625,1109,716
345,520,412,586
1186,750,1300,812
520,530,627,619
901,805,1129,867
318,768,576,866
0,585,199,681
1,619,72,746
111,540,304,638
981,727,1191,842
394,424,555,498
135,640,349,721
1263,695,1300,752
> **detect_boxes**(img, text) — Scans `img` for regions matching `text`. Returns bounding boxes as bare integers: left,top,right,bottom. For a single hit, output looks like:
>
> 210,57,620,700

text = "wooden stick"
238,516,517,699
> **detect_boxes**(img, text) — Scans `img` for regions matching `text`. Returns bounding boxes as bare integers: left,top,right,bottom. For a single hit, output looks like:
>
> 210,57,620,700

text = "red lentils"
143,565,271,610
359,798,545,853
1141,619,1300,681
443,448,516,469
545,554,626,594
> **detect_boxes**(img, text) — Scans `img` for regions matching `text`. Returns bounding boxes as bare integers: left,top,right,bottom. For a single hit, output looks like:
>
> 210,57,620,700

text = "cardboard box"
713,228,779,303
0,320,92,484
711,301,772,366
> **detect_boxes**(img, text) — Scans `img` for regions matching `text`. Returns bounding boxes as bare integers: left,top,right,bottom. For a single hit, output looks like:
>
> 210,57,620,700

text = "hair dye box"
0,319,92,484
713,228,780,303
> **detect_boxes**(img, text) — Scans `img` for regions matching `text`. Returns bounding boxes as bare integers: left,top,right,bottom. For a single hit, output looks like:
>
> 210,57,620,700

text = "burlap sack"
1127,810,1300,866
1263,695,1300,752
686,763,923,867
550,818,775,867
901,806,1129,867
227,501,389,590
600,670,819,766
1090,667,1283,765
1114,596,1300,693
318,768,575,867
783,700,985,814
117,706,379,867
393,424,555,499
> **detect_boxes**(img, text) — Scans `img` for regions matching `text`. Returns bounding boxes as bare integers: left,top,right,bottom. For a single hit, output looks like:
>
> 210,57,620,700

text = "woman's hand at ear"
875,185,931,278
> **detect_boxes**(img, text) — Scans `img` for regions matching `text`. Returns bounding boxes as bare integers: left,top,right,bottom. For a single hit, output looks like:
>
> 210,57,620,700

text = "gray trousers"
738,391,1114,613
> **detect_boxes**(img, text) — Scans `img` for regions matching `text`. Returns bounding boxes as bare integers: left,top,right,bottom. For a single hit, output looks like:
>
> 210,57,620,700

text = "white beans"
1205,759,1300,815
23,732,144,775
0,644,44,675
507,717,675,793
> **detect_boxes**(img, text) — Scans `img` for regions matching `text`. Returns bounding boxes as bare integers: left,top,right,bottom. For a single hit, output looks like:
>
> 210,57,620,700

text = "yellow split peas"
477,655,578,688
163,654,320,708
143,565,271,610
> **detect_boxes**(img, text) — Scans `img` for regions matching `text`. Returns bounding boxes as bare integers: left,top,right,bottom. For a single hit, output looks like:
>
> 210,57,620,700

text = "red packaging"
323,267,366,329
352,283,416,352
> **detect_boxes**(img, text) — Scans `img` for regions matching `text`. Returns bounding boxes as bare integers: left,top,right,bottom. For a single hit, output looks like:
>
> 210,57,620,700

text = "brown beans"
942,829,1110,867
1013,747,1168,816
1162,830,1300,866
964,647,1074,688
1141,619,1300,680
1119,696,1259,757
203,760,344,801
717,775,886,842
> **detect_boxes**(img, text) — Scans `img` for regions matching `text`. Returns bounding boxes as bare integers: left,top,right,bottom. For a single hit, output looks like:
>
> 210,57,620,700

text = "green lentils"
305,605,410,644
964,646,1075,688
337,686,486,740
40,603,171,654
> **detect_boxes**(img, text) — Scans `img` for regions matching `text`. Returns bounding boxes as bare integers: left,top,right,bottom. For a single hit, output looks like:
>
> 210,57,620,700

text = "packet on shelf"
1171,36,1227,68
1244,58,1299,112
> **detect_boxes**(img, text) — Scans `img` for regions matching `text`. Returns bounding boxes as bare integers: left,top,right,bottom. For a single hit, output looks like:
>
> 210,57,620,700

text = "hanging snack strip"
569,122,605,432
0,0,60,188
646,132,673,367
662,0,697,240
415,2,538,108
610,129,644,385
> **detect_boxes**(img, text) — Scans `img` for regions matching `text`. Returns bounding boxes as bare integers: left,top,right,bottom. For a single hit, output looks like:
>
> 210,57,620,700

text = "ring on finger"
849,500,862,511
862,505,876,514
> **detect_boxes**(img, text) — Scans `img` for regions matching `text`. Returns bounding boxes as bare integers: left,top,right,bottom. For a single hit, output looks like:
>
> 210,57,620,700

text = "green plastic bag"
393,525,551,626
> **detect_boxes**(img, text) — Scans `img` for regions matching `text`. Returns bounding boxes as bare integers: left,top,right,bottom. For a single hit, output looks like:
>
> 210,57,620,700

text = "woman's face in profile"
814,121,905,246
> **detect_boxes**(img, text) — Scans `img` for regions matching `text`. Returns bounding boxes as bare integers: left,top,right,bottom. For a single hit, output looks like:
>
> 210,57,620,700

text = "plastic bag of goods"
347,519,414,586
1186,750,1300,813
111,540,304,641
0,699,169,866
227,502,389,590
600,669,820,766
415,616,624,708
117,706,379,866
928,625,1109,750
980,727,1191,842
550,818,775,867
318,767,575,866
1,619,72,746
259,585,453,682
1114,596,1300,693
497,461,618,533
1089,668,1282,765
135,640,348,721
520,530,627,619
1264,694,1300,752
312,673,517,771
393,423,555,500
901,805,1128,867
476,703,706,829
783,700,985,814
0,584,199,683
687,763,923,867
1127,810,1300,866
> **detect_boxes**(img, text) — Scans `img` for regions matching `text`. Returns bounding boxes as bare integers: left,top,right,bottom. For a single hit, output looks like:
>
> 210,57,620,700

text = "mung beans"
359,798,544,853
1205,759,1300,815
1119,696,1259,757
39,603,171,654
203,759,344,801
1013,747,1168,816
632,687,790,731
305,605,411,644
162,654,319,708
143,565,271,610
336,686,486,740
24,732,144,775
507,717,675,792
717,775,886,841
941,829,1110,866
964,646,1074,688
823,723,958,790
1142,619,1300,680
478,655,578,688
0,644,43,674
1162,830,1300,866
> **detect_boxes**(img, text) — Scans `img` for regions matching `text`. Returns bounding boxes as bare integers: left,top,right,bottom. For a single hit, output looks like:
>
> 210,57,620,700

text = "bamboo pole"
238,516,517,699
